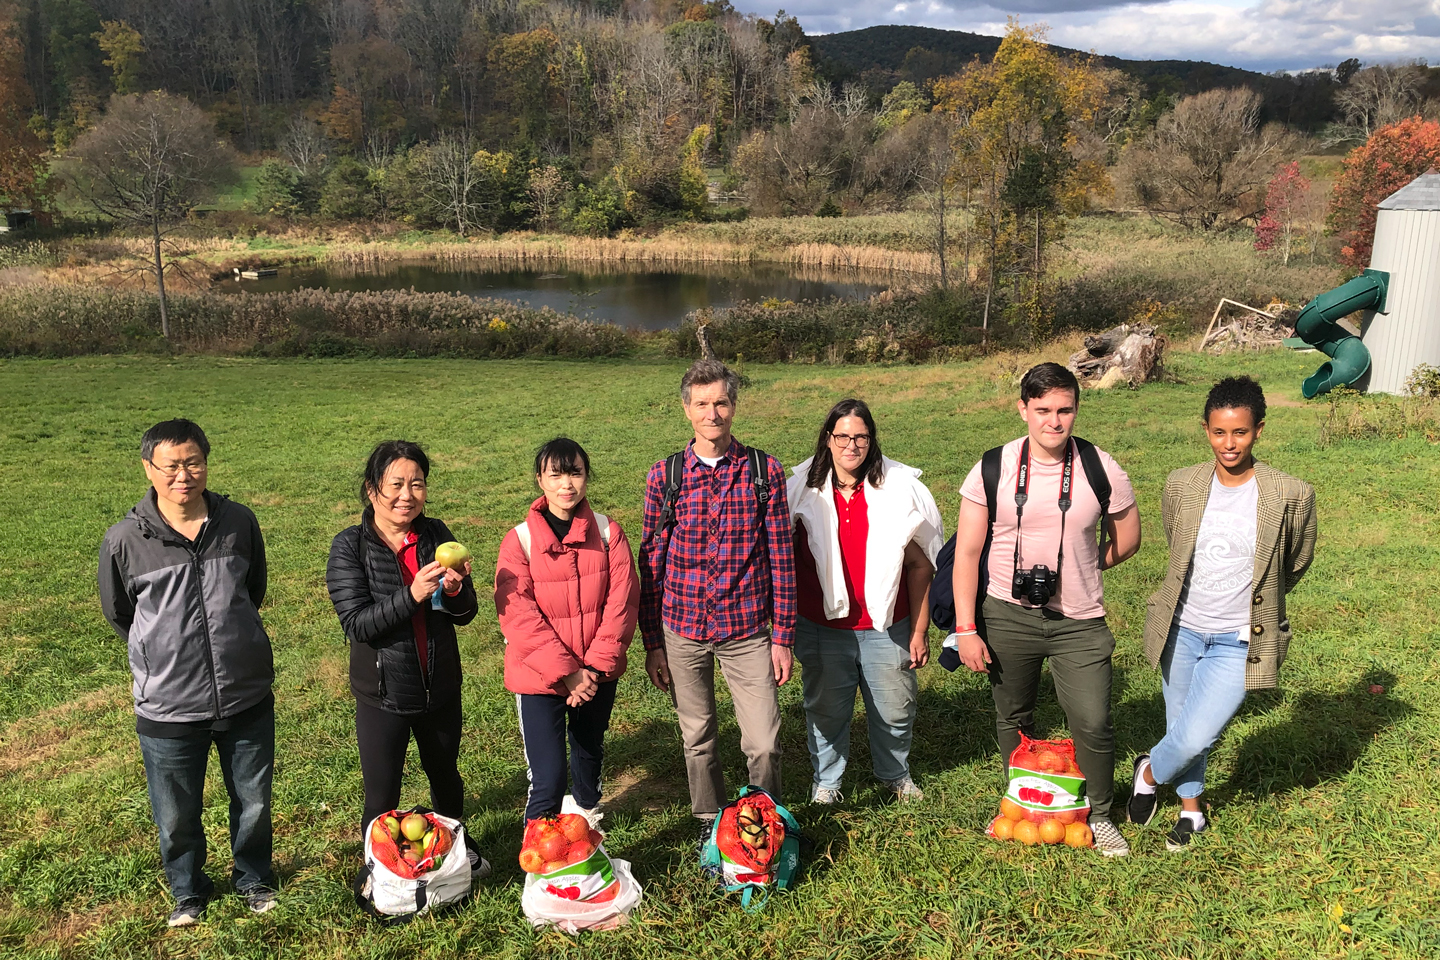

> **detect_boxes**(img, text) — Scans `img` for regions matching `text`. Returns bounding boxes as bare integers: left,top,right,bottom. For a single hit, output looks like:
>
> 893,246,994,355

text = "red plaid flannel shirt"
638,439,796,651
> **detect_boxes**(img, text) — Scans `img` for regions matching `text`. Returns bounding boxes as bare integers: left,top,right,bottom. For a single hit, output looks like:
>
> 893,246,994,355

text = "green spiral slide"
1296,268,1389,398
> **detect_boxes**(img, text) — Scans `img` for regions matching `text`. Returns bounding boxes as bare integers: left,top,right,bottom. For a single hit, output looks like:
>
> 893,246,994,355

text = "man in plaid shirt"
639,359,797,826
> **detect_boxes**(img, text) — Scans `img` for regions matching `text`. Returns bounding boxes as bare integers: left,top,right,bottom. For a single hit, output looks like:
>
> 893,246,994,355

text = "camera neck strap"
1012,437,1074,580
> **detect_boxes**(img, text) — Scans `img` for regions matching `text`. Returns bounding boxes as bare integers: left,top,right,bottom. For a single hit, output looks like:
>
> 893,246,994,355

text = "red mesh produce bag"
985,734,1094,849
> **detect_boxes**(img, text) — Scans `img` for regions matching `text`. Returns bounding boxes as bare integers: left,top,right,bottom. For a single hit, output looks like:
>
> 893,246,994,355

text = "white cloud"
736,0,1440,72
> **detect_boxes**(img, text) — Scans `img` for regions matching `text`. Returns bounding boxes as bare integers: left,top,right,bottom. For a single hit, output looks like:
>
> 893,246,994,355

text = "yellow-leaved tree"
933,20,1113,341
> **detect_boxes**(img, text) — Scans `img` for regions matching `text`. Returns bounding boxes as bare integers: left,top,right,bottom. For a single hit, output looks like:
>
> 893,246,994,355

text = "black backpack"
930,438,1112,652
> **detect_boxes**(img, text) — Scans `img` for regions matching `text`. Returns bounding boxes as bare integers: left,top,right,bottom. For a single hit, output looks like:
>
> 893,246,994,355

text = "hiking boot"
240,886,278,915
883,776,924,803
167,896,207,928
1166,816,1208,851
1088,815,1130,857
1127,753,1158,826
810,784,843,805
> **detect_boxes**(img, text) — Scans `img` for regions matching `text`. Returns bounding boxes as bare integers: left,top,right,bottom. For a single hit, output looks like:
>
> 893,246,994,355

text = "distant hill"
811,25,1336,129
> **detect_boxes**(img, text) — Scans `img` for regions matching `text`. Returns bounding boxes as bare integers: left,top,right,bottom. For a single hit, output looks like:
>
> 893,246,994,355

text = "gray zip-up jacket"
98,489,273,723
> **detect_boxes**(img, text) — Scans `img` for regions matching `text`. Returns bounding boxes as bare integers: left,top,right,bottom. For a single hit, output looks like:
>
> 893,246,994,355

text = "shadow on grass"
1217,669,1410,800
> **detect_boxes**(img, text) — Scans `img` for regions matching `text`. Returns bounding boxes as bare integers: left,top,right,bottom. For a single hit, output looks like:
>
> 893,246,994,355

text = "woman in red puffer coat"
495,437,640,823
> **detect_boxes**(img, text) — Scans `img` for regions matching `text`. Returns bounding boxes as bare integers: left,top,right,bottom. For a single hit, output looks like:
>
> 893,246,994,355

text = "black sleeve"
325,527,419,647
247,508,268,611
433,520,478,626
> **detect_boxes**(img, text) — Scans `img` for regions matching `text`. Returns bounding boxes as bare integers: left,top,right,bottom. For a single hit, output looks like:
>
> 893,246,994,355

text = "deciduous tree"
1,4,46,210
1328,116,1440,266
64,92,237,337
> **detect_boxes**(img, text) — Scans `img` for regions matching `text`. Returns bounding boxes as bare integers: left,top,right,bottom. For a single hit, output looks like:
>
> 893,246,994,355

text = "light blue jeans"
1149,624,1249,799
795,616,918,790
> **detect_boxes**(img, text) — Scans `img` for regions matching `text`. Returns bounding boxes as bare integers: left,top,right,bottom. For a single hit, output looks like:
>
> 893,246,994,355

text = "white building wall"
1364,207,1440,395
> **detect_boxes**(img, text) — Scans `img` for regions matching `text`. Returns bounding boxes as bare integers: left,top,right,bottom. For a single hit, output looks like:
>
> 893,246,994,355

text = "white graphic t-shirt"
1176,474,1259,634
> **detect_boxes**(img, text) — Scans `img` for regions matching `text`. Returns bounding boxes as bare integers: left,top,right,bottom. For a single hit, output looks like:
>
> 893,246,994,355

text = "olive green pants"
981,597,1116,818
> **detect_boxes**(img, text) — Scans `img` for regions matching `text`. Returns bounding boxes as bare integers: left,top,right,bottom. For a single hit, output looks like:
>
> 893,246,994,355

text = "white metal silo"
1363,172,1440,394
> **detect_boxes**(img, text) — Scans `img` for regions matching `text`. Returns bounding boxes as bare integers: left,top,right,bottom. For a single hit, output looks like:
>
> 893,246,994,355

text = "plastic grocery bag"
700,786,801,911
518,811,642,932
986,735,1095,848
357,807,472,917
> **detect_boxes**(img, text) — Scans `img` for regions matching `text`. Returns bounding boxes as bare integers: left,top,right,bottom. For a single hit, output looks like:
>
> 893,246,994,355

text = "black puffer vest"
326,510,477,714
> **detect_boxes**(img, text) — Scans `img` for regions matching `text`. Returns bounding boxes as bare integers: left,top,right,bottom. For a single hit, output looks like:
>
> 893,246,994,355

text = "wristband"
955,623,977,632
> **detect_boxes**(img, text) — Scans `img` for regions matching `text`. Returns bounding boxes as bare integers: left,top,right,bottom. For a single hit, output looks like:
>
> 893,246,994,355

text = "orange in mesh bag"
986,734,1094,848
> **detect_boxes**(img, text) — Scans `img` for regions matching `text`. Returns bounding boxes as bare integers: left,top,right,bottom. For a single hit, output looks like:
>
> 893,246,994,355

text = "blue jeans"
138,701,276,902
795,616,918,790
1149,625,1249,799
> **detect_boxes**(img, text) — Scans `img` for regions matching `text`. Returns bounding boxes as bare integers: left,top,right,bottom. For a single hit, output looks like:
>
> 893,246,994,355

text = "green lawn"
0,349,1436,959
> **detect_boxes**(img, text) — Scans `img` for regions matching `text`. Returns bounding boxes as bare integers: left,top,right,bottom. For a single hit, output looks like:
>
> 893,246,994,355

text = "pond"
214,260,892,331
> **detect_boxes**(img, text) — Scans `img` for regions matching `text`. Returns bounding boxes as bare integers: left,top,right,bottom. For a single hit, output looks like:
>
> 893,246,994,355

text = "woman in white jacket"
789,399,945,805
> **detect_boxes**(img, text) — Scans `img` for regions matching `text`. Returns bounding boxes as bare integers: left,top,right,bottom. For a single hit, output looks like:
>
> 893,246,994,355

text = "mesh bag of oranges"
358,807,472,917
518,807,642,932
987,734,1094,849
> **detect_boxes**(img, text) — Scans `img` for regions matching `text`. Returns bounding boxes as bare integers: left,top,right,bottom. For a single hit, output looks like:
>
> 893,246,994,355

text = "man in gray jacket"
98,419,277,927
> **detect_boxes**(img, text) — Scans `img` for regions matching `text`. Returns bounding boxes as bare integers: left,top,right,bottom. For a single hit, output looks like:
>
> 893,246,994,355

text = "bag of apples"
987,734,1095,850
699,786,801,912
359,808,472,917
518,812,642,933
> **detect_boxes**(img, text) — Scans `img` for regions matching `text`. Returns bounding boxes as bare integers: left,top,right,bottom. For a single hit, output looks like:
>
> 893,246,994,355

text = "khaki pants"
982,597,1117,818
664,627,782,818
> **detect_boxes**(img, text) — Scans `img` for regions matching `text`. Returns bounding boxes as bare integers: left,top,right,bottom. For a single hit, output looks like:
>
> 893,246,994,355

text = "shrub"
1328,117,1440,267
319,158,378,221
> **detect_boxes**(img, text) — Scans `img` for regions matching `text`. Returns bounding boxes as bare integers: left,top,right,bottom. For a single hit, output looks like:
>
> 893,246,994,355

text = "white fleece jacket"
787,455,945,631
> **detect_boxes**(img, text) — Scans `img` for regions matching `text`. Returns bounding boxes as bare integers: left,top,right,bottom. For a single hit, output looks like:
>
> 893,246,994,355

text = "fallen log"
1067,323,1166,388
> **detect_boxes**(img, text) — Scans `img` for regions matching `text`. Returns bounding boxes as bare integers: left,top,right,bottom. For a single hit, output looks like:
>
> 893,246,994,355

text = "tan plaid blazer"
1143,461,1317,690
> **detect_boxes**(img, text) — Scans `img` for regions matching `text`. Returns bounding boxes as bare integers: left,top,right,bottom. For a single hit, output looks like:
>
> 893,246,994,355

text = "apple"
435,541,471,571
401,813,429,841
369,819,391,848
541,860,568,875
538,831,570,862
383,815,401,841
565,840,595,864
559,813,590,843
518,848,545,874
587,829,603,847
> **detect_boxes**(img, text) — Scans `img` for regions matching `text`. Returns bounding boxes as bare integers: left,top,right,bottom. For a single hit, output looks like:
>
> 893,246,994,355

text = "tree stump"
1067,324,1166,388
697,322,718,363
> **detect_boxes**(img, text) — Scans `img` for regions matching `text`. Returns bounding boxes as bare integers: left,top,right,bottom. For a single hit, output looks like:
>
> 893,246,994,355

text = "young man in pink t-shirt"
949,363,1143,856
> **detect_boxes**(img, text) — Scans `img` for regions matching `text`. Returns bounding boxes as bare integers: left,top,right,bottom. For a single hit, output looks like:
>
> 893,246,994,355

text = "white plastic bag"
360,811,472,917
520,849,643,934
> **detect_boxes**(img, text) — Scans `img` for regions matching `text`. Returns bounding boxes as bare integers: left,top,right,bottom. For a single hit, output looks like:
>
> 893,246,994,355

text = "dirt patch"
605,767,686,814
23,902,130,953
0,686,130,777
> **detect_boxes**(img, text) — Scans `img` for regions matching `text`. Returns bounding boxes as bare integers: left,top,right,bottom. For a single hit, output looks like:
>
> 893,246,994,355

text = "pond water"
214,260,892,331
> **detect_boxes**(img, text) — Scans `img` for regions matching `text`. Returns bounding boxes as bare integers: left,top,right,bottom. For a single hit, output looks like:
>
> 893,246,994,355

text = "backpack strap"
514,512,610,563
747,446,772,520
657,452,685,531
981,445,1002,527
1071,437,1113,569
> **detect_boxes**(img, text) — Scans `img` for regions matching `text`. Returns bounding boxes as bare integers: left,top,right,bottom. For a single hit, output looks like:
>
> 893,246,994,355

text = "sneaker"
883,776,924,803
810,784,843,805
1127,754,1158,826
463,835,492,880
167,896,207,928
1165,815,1207,851
240,886,278,915
1088,815,1130,857
696,816,716,859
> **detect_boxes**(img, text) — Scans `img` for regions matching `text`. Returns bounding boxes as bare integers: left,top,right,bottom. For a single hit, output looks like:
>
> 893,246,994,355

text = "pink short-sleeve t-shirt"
960,436,1136,620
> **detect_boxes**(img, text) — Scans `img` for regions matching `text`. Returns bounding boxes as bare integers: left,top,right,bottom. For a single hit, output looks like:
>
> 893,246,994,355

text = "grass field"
0,348,1437,959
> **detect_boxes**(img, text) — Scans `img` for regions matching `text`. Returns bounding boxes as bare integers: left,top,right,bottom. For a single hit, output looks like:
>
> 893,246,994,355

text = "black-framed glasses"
148,458,207,478
830,433,871,449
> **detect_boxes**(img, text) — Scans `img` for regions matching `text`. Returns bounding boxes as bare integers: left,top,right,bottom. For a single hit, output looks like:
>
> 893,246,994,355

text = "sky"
731,1,1440,73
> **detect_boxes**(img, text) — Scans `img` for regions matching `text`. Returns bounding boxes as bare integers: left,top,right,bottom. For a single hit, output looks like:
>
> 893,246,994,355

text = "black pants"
517,680,617,821
355,697,465,835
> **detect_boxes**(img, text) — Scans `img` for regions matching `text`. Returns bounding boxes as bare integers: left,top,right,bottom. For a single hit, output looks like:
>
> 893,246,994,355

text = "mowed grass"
0,349,1436,960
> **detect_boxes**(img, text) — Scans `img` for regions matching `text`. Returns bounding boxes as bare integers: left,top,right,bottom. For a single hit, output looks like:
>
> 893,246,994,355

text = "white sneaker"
810,784,843,804
1088,815,1130,857
562,794,604,827
884,775,924,803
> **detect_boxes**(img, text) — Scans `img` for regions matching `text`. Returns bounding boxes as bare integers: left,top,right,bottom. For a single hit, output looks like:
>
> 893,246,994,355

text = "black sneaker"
240,886,278,915
167,896,207,928
1127,753,1158,826
1165,816,1207,851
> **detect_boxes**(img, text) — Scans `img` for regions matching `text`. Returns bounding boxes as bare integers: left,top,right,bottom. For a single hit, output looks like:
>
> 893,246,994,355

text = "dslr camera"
1012,564,1060,606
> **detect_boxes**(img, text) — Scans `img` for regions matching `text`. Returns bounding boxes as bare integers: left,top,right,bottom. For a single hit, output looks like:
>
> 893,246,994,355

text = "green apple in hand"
435,541,471,571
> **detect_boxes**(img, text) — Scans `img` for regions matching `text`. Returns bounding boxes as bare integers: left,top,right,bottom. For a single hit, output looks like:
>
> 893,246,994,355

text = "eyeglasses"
829,433,871,449
148,459,207,478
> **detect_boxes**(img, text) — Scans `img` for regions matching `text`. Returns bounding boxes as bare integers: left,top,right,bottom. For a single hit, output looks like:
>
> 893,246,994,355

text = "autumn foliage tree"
1253,161,1312,264
0,3,46,211
1328,116,1440,267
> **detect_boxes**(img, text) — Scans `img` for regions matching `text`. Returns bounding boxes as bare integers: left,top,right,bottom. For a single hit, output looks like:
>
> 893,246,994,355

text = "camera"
1012,564,1060,606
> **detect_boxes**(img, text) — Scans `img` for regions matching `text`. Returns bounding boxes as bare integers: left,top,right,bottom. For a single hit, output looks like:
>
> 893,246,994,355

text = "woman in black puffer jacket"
326,439,488,878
